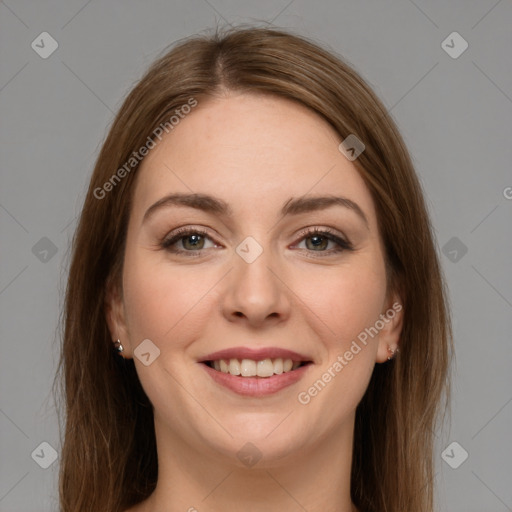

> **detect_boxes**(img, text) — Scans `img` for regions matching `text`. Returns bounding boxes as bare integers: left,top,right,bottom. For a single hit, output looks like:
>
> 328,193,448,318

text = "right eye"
161,227,220,255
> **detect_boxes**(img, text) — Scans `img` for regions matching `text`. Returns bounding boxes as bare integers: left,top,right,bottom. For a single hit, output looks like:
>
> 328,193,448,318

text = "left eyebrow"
281,195,369,229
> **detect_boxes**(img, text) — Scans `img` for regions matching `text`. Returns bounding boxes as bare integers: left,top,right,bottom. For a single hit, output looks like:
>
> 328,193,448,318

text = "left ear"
375,292,404,363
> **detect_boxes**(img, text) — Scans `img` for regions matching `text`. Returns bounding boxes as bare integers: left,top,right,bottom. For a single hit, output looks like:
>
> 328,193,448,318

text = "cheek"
299,255,388,346
295,257,387,425
340,270,387,337
122,251,215,345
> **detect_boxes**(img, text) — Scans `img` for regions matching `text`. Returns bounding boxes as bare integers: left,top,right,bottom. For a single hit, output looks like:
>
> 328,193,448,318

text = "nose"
221,243,292,328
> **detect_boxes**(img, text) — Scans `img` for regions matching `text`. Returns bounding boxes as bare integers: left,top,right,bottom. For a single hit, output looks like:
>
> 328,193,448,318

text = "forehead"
132,93,377,224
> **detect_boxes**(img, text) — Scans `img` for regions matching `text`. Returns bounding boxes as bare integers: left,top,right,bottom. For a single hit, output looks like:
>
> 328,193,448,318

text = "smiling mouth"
204,358,312,378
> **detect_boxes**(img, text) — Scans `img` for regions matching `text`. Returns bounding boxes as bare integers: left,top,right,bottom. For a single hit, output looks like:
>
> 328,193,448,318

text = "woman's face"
107,92,402,466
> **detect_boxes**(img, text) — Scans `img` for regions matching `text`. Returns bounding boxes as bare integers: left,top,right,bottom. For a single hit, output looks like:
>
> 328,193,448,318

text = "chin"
206,415,312,468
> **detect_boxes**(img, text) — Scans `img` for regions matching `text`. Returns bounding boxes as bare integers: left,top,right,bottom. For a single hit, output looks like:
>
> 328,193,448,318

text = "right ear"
105,275,132,358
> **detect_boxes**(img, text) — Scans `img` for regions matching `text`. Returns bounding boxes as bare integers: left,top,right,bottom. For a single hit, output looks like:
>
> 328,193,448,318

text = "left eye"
297,233,335,251
294,229,352,253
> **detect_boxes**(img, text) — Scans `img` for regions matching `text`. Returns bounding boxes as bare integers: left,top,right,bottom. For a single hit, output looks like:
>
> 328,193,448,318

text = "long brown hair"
55,25,453,512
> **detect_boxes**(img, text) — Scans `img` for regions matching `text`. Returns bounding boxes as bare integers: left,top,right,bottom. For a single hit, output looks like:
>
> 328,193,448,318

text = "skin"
106,92,403,512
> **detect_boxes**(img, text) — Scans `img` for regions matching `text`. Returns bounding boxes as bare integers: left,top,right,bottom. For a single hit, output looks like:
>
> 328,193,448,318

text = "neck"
141,413,358,512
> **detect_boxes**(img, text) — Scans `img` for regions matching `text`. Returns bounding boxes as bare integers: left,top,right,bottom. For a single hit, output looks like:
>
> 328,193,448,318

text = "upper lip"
199,347,312,363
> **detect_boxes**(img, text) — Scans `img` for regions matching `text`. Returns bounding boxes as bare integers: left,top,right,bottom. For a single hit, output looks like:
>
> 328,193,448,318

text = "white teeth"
241,359,257,377
210,357,304,377
257,359,274,377
229,358,241,375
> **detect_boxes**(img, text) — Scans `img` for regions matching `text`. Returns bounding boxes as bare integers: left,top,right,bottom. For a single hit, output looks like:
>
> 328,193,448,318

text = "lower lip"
201,363,311,397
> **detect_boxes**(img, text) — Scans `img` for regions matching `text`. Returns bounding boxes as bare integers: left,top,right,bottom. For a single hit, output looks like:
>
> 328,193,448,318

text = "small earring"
387,345,399,361
113,339,124,353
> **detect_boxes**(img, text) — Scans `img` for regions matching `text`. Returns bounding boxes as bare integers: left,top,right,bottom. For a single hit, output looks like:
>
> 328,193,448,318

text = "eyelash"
160,227,213,257
160,227,354,257
295,227,354,255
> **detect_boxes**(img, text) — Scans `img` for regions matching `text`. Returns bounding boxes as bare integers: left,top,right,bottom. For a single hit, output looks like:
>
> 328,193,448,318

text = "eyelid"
160,226,221,252
291,226,354,253
294,225,348,241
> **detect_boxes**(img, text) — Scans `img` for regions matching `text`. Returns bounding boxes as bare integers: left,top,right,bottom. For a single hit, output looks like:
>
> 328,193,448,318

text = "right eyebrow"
142,193,232,224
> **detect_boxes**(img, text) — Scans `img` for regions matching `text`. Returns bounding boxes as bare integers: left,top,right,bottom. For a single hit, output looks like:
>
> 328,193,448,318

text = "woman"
56,26,453,512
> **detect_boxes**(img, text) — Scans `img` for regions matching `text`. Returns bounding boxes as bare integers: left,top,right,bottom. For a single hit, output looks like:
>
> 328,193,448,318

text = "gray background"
1,1,511,511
